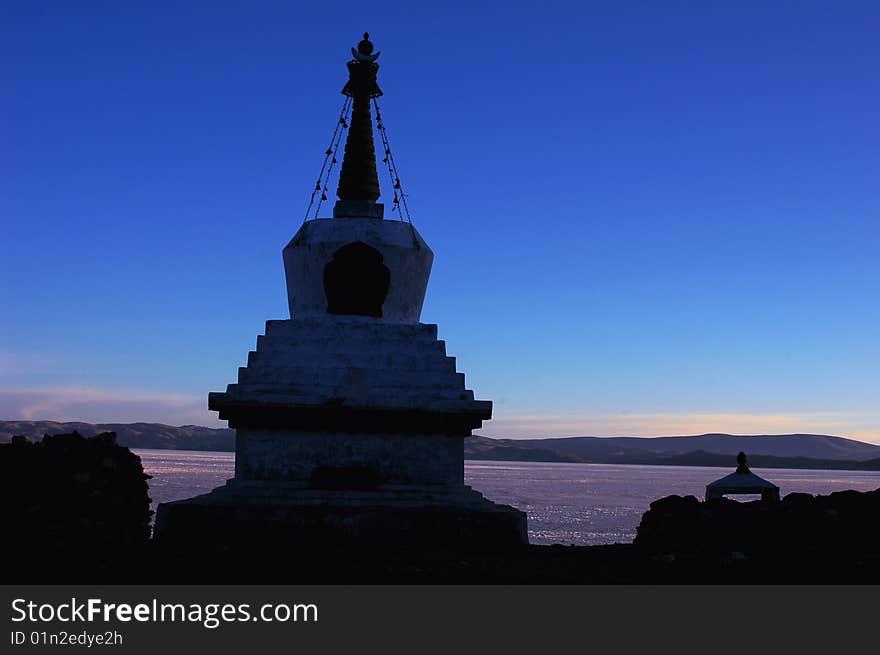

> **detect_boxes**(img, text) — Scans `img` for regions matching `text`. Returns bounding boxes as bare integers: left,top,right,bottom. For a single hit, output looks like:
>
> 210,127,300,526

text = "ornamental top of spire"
352,32,380,62
342,32,383,99
304,33,413,222
335,32,383,218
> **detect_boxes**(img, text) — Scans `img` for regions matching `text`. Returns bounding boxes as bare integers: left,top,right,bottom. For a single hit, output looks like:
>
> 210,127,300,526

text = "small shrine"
705,452,780,502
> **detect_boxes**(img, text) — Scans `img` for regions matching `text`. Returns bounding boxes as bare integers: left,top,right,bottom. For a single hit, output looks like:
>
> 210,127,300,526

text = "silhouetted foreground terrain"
4,421,880,471
3,432,880,583
0,431,153,578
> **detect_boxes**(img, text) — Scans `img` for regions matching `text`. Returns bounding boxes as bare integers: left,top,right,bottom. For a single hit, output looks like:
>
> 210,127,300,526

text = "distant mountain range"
0,421,235,452
470,433,880,462
3,420,880,471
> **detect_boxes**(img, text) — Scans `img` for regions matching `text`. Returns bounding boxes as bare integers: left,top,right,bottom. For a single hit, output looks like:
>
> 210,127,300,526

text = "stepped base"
154,481,528,550
209,317,492,433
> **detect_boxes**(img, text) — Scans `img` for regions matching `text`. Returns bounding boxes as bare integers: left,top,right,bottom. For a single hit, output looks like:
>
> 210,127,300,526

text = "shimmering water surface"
135,449,880,545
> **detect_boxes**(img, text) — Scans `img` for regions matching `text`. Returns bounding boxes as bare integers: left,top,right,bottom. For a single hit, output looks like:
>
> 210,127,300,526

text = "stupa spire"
334,32,384,219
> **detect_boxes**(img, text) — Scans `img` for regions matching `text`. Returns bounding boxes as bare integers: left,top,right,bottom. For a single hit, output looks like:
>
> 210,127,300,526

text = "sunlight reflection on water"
135,450,880,546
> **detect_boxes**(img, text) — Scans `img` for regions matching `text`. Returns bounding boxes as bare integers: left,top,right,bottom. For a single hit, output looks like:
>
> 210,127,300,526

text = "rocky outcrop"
634,489,880,565
0,431,152,573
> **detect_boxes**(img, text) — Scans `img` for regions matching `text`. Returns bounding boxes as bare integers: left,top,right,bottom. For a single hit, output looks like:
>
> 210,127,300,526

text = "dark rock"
0,431,152,576
634,487,880,567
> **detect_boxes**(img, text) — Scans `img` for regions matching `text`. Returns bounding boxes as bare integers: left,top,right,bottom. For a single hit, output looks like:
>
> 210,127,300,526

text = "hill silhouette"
478,433,880,462
3,421,879,470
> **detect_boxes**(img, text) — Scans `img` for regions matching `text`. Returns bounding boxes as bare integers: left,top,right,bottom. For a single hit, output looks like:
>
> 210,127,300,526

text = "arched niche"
323,241,390,317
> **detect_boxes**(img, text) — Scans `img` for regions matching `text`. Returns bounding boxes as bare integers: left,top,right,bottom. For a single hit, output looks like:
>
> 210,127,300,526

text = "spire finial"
735,451,750,474
351,32,380,64
358,33,373,55
335,33,384,218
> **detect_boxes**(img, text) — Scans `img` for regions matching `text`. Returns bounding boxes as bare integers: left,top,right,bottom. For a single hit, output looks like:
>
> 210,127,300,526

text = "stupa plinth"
154,34,528,549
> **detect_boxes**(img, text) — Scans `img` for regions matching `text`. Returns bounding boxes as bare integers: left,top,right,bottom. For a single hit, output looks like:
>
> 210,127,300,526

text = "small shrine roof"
707,469,778,492
706,451,779,494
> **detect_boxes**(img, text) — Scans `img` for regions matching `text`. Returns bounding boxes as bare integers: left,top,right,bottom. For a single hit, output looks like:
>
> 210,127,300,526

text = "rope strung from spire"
314,99,351,219
373,97,412,224
303,95,352,221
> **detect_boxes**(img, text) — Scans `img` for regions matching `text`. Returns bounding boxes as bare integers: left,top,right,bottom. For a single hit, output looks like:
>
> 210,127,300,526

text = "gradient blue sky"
3,2,878,441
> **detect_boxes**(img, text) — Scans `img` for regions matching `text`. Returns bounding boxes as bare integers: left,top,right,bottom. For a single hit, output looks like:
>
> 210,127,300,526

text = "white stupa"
154,33,527,549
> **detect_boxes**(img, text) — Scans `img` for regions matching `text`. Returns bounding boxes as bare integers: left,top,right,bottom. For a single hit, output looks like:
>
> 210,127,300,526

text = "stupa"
154,34,527,548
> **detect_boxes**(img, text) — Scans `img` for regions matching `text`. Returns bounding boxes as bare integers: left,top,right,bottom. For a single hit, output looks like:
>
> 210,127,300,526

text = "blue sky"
2,1,878,441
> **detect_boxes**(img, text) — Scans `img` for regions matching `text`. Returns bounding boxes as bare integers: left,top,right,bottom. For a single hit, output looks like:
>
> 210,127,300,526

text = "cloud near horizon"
0,387,877,444
0,387,222,428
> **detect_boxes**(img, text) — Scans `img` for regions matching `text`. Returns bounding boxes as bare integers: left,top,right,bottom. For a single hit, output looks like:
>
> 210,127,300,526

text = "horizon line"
3,416,879,447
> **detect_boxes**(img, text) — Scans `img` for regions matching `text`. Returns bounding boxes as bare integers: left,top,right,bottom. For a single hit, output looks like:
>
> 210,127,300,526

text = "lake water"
135,449,880,546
